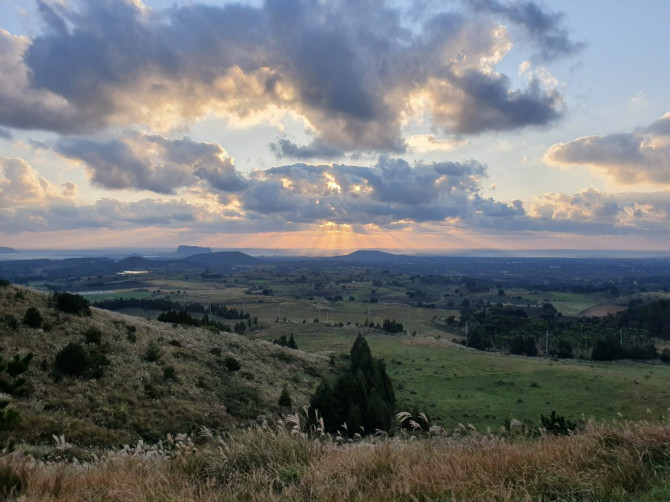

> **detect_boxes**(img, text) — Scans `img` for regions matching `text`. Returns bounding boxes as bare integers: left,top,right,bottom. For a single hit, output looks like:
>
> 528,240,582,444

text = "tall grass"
3,419,670,501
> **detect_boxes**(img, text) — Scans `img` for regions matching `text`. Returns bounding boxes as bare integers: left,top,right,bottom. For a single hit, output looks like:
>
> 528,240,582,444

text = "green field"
291,331,670,431
82,290,153,301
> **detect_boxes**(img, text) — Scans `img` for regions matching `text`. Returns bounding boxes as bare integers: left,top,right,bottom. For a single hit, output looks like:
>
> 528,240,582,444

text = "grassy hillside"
0,283,330,446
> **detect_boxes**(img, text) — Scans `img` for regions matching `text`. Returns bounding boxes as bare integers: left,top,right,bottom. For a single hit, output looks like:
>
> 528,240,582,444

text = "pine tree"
309,335,395,436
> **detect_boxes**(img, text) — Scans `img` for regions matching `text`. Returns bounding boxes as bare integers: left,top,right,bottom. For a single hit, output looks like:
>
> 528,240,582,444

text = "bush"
54,343,90,377
278,388,292,407
22,307,42,328
163,366,177,381
53,292,90,316
661,349,670,363
83,327,102,345
143,342,163,363
1,315,17,330
540,410,577,435
224,356,241,371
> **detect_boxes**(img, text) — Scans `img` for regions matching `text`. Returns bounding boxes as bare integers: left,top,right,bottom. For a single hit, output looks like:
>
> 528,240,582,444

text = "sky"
1,0,670,254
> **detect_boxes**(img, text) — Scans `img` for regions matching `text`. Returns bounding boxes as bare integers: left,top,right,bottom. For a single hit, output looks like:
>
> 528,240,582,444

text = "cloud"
431,69,564,134
55,133,249,194
0,127,12,139
270,138,345,159
5,155,670,240
0,154,525,233
524,188,670,234
546,113,670,184
240,157,517,226
0,157,75,207
0,0,570,153
407,134,467,153
468,0,586,61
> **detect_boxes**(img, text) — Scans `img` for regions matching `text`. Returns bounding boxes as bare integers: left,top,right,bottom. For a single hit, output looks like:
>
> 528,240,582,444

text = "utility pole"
465,321,469,346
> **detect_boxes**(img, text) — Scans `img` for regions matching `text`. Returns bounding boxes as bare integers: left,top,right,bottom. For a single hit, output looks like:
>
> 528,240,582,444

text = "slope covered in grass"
0,283,330,446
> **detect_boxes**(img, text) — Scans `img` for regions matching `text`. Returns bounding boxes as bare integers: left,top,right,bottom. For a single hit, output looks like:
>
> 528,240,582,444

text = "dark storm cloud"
468,0,586,61
446,70,563,134
0,127,11,140
55,133,249,194
546,113,670,184
0,0,572,152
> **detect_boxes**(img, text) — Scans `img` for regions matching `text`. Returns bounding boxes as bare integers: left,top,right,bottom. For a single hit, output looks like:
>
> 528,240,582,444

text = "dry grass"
3,420,670,501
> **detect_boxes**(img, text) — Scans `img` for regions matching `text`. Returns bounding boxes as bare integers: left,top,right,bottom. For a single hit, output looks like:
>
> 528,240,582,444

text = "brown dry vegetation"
2,419,670,501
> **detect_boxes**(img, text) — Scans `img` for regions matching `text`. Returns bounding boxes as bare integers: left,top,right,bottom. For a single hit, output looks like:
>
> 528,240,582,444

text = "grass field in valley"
291,331,670,432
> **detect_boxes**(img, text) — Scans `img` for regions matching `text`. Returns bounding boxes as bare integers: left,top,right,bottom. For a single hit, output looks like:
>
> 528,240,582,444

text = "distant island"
0,247,18,254
174,245,212,256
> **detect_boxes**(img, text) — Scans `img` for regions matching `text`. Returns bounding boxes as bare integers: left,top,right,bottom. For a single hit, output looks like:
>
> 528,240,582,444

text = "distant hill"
0,282,328,446
0,246,18,253
117,255,163,269
333,250,403,263
175,245,212,257
181,251,258,267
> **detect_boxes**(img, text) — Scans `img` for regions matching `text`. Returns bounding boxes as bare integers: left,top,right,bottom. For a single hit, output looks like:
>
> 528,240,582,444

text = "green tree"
309,335,395,436
288,334,298,349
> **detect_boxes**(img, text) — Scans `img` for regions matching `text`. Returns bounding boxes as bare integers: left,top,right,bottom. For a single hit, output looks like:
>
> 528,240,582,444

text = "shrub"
0,401,20,431
163,366,177,381
22,307,42,328
661,349,670,363
54,343,90,377
278,388,292,407
5,353,33,379
53,292,90,316
540,410,578,435
224,356,241,371
1,315,17,330
83,327,102,345
210,347,222,357
143,342,163,363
